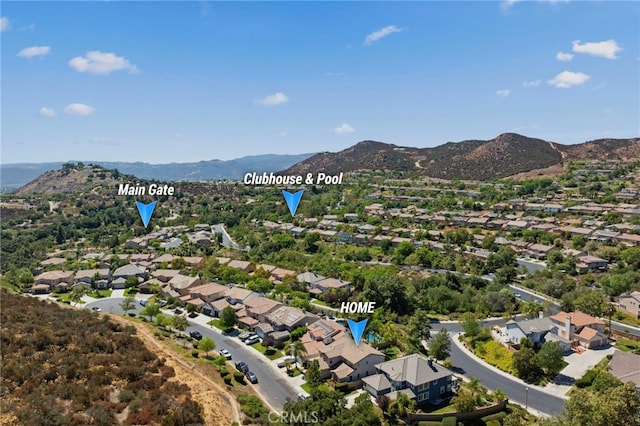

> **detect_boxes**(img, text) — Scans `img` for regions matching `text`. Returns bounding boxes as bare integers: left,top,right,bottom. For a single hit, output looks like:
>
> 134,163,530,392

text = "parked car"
91,307,101,312
245,335,260,345
174,308,183,315
238,332,251,341
219,349,232,360
158,300,167,307
139,300,147,307
190,331,203,340
235,361,249,373
246,371,258,384
297,393,309,400
277,356,295,368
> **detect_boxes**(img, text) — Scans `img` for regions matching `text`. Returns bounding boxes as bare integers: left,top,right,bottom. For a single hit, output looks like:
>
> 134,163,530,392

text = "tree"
304,232,321,253
219,306,238,329
429,329,451,361
290,340,307,363
172,315,188,332
602,303,616,338
199,337,215,357
70,284,91,306
460,313,481,338
305,360,321,387
536,342,564,378
406,309,432,350
492,388,507,403
512,347,540,382
388,391,415,419
140,302,160,321
573,290,606,317
452,390,476,413
522,300,544,320
119,295,136,315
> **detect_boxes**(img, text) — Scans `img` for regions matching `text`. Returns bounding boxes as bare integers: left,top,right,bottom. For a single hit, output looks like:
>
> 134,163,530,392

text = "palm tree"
492,388,507,403
388,392,415,419
603,303,616,339
523,300,543,320
290,340,307,367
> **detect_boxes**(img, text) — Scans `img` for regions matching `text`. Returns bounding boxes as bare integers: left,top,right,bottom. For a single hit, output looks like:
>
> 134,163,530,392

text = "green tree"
429,329,451,361
388,391,415,419
304,232,321,253
199,336,215,357
406,309,431,349
172,314,189,332
512,347,540,382
305,360,321,388
536,342,564,378
602,303,616,338
460,313,481,338
452,390,476,413
573,290,606,317
220,306,238,329
70,284,91,306
140,302,160,321
119,295,136,315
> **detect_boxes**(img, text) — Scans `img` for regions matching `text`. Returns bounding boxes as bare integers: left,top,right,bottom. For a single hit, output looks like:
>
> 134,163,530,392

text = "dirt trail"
111,316,241,425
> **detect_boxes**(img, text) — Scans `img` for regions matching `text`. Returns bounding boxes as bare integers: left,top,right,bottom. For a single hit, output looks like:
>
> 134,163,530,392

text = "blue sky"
2,1,639,164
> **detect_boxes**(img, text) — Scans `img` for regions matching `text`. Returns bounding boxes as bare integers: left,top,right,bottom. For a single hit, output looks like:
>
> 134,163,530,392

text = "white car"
245,335,260,345
277,356,295,368
220,349,232,360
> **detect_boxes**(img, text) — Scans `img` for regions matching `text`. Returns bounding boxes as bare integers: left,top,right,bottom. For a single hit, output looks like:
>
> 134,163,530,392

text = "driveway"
559,346,616,380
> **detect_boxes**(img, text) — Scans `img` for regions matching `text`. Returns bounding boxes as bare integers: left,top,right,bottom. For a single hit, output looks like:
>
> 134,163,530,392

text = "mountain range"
0,153,314,192
283,133,640,180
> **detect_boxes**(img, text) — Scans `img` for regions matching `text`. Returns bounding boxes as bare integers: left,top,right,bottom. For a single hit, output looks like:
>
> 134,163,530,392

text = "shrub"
191,351,199,358
214,356,227,366
334,382,349,393
575,370,597,388
481,412,506,423
118,389,135,403
441,417,457,426
234,371,245,383
220,366,228,377
223,376,232,385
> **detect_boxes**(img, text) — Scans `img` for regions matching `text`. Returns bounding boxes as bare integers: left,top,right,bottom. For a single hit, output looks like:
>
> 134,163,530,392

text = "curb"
450,332,570,401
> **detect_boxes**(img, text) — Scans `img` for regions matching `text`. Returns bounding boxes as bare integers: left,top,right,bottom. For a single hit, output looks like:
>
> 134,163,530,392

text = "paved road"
84,297,297,412
432,320,566,416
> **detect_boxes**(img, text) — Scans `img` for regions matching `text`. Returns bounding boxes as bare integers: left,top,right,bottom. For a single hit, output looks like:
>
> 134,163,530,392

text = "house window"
424,391,429,400
440,386,445,394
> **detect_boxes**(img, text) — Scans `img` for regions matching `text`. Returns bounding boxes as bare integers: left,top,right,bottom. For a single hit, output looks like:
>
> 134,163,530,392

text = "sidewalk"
450,332,570,401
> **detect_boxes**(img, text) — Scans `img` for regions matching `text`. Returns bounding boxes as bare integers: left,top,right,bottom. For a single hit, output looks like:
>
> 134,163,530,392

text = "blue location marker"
347,318,368,346
135,201,157,228
282,190,304,217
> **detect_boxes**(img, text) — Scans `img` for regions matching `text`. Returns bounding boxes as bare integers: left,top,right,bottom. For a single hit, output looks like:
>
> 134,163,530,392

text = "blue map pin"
282,190,304,217
136,201,157,228
347,318,368,346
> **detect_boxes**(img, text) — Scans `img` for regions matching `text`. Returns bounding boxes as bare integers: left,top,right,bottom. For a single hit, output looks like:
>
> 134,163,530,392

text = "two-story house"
363,354,454,404
618,291,640,319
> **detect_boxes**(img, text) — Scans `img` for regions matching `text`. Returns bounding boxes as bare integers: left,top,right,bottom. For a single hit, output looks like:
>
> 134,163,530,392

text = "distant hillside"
283,134,640,180
1,153,314,191
13,165,132,195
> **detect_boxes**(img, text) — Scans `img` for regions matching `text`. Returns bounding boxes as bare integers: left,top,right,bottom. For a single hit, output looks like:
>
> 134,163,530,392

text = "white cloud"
522,79,541,87
332,123,355,135
572,39,622,60
501,0,523,9
547,71,590,88
69,51,139,75
364,25,404,45
496,89,511,97
259,92,288,106
17,45,51,58
39,107,56,117
556,51,574,62
64,103,95,115
0,17,10,32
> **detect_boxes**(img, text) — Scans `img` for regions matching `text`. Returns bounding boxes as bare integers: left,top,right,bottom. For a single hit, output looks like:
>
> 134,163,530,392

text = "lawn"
252,342,284,360
301,383,314,394
207,318,230,331
614,337,640,354
474,340,515,374
311,299,329,307
89,289,112,298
